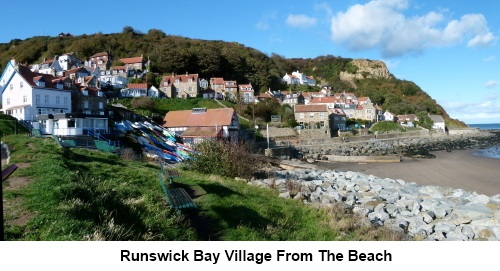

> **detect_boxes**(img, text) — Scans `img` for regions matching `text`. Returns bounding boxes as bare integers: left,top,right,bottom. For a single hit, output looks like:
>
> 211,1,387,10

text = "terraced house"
160,73,200,98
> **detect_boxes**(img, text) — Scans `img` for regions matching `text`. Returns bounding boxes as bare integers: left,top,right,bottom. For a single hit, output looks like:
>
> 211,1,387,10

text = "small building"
429,114,446,132
162,108,240,144
294,104,330,130
35,113,109,136
120,83,159,97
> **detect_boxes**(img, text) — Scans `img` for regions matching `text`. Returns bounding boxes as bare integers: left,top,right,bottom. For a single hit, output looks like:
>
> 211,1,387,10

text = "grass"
1,134,407,241
0,113,29,137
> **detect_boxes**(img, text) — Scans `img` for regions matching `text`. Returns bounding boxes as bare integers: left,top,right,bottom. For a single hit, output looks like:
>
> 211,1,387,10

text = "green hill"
0,27,465,127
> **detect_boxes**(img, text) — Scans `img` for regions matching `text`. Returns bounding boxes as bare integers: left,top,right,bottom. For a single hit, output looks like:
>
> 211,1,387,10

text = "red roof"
127,83,148,89
309,97,336,104
295,104,328,113
163,108,235,128
161,73,199,86
210,77,225,85
120,56,143,64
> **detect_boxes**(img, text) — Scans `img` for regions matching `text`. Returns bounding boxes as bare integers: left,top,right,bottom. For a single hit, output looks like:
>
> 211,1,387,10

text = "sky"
1,0,499,124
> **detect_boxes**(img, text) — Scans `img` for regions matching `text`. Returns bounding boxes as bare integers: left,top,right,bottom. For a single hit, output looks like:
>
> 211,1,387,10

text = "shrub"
186,140,258,179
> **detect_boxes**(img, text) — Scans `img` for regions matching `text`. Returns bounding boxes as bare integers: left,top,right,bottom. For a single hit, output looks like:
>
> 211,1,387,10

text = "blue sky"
2,0,499,124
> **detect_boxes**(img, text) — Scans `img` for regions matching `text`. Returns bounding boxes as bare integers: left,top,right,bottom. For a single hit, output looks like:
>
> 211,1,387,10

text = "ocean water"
468,123,500,130
468,123,500,159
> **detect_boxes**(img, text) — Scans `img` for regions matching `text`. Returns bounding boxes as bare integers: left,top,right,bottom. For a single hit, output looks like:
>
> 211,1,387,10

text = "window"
320,112,325,118
67,119,76,128
20,81,23,88
83,100,89,109
6,98,10,105
320,121,325,127
99,102,104,109
44,95,49,104
35,95,40,105
309,112,315,118
299,113,304,119
10,84,13,90
64,97,68,105
56,96,60,104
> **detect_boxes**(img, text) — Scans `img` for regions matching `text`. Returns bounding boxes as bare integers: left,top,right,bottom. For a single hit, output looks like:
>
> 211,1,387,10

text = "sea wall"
297,130,499,159
248,169,500,241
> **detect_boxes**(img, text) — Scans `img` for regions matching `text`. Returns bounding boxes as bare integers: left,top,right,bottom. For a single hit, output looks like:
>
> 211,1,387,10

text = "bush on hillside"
370,121,406,133
186,140,258,179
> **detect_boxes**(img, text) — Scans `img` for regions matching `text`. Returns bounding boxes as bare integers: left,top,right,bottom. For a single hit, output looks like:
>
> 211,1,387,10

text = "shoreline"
316,148,500,196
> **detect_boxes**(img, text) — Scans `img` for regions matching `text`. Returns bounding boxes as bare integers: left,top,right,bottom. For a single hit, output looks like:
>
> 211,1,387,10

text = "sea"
468,123,500,159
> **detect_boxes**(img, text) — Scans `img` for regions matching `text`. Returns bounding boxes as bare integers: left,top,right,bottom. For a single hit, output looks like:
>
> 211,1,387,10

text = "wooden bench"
158,173,197,213
2,164,18,182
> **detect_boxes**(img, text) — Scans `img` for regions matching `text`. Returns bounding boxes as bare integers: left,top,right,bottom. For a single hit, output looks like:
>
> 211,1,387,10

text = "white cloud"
256,11,277,30
483,56,496,62
285,14,318,28
330,0,496,57
441,97,500,123
485,80,500,88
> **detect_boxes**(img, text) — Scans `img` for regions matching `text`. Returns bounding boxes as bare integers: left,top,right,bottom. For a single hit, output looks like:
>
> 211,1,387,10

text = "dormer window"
57,83,63,89
82,90,88,96
36,81,45,87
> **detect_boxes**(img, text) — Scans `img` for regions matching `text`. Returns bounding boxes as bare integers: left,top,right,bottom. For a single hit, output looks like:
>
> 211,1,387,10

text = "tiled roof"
329,108,346,115
309,97,336,104
210,77,225,85
127,83,148,89
294,104,328,113
112,66,127,70
161,73,199,86
17,64,69,90
428,115,444,123
120,56,143,64
163,108,235,128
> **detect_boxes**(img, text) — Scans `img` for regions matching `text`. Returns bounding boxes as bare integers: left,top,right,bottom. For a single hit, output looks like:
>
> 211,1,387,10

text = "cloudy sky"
2,0,499,124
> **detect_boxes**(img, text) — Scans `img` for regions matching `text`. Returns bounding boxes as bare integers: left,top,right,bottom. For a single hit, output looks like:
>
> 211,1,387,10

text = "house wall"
295,111,330,129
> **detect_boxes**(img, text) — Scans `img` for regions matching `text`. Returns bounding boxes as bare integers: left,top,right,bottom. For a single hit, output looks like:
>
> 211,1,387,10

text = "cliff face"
340,59,393,88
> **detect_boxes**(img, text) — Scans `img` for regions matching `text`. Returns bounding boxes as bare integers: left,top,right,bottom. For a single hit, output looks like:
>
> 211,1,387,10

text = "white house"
383,111,396,121
282,71,316,86
1,60,73,121
429,114,446,132
99,74,128,89
120,83,159,97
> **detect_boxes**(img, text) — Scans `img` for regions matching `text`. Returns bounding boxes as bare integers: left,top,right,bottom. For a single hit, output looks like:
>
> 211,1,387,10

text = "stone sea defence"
248,169,500,241
297,130,500,160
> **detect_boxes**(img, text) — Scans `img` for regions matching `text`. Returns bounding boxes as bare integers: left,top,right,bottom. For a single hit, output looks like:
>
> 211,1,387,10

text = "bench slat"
2,164,18,182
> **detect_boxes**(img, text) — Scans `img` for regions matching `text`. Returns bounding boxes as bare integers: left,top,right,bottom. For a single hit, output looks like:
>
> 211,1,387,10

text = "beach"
317,148,500,196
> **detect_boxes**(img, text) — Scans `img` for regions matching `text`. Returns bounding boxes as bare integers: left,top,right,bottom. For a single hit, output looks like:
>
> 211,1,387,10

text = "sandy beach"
317,149,500,196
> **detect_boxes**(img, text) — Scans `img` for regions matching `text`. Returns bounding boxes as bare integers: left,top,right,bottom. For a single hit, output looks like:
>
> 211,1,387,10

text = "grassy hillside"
0,113,29,137
1,134,405,240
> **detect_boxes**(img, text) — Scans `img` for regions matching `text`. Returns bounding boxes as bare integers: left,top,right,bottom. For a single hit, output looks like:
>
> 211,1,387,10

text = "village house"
332,92,357,105
119,55,148,76
0,59,112,136
282,92,305,107
238,83,255,104
282,71,316,86
429,114,446,132
200,88,216,99
31,53,84,76
224,80,238,101
330,107,347,131
397,114,419,126
210,77,225,97
354,102,380,122
88,52,113,70
160,73,200,98
294,104,331,131
1,60,73,120
120,83,159,98
383,111,396,121
308,96,336,109
334,103,356,119
162,107,240,145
